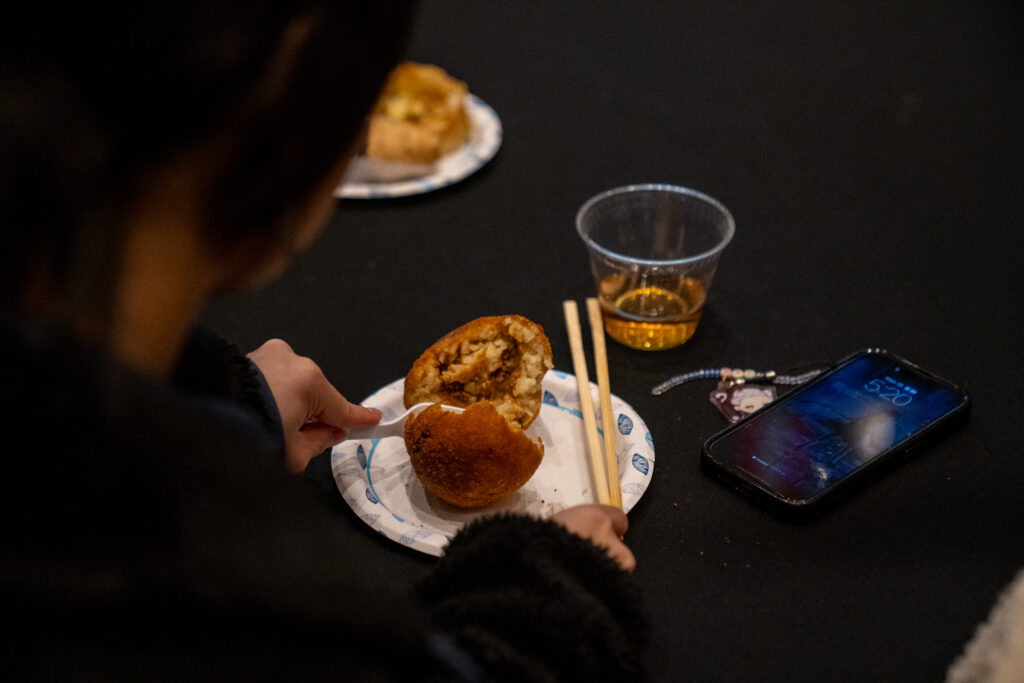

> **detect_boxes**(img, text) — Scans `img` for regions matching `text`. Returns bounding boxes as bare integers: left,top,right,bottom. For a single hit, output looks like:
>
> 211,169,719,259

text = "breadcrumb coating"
403,315,553,507
404,403,544,507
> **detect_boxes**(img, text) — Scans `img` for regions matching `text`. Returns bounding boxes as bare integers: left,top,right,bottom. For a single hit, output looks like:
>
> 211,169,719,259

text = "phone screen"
704,351,968,505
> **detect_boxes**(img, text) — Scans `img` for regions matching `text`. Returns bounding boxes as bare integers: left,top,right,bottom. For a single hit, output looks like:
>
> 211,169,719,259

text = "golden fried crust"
403,315,553,430
365,62,470,164
404,403,544,507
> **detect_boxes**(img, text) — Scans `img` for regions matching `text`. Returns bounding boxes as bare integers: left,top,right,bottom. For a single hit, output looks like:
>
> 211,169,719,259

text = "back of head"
0,1,415,319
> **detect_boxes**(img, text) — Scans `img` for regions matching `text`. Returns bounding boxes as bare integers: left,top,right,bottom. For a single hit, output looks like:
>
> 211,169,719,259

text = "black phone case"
700,348,971,520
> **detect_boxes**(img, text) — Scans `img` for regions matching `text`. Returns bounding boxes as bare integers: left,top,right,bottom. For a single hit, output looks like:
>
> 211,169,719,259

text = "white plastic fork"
346,402,465,441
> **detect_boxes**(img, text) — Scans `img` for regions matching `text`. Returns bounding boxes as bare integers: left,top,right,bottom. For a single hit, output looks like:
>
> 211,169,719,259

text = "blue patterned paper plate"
335,94,502,200
331,369,655,557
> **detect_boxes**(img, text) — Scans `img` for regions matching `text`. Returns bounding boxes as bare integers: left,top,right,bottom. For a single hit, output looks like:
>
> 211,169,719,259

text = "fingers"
283,423,346,474
248,338,380,473
599,504,630,537
551,504,636,572
605,539,637,573
249,338,379,430
312,381,381,429
593,506,635,572
248,337,296,364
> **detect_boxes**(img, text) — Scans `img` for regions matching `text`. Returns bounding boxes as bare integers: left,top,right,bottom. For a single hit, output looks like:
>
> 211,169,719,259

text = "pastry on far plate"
365,61,470,167
402,315,554,507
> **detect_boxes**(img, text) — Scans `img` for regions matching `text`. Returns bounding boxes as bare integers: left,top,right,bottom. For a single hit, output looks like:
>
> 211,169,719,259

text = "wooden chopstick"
563,300,611,506
586,298,623,509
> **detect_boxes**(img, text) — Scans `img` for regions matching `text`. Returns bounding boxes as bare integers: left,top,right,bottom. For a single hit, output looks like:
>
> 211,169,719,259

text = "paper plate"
331,369,655,556
335,94,502,199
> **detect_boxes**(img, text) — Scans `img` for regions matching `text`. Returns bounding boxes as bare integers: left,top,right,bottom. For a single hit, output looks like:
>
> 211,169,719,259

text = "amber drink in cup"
576,184,734,351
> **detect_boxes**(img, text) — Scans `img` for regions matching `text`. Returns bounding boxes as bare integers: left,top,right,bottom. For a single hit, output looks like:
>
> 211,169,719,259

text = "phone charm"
710,381,777,423
652,366,826,395
651,366,827,423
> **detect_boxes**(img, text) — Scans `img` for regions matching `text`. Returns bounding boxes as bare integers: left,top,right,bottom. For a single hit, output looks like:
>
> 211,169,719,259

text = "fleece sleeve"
416,514,650,682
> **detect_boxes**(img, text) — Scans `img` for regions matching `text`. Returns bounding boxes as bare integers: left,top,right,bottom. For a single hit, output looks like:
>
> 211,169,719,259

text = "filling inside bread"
405,317,552,430
435,333,542,429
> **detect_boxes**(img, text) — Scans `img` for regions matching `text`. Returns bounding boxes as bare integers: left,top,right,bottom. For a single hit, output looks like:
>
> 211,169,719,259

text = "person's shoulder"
0,318,438,680
946,568,1024,682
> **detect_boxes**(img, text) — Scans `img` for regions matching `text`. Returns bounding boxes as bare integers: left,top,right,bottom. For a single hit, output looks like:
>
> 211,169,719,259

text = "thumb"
313,381,381,429
342,403,383,427
284,424,347,474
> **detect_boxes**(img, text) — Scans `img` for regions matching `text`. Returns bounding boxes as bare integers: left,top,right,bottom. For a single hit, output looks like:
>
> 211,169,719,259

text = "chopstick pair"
562,298,623,509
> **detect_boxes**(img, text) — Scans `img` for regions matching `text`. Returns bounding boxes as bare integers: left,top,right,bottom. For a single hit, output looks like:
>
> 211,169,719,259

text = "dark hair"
1,2,415,317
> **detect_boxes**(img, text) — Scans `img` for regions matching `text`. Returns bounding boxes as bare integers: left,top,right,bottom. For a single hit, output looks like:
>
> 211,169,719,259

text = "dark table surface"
202,2,1024,680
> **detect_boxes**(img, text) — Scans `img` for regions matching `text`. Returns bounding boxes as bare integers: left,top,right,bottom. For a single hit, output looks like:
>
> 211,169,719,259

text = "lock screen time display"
707,352,966,503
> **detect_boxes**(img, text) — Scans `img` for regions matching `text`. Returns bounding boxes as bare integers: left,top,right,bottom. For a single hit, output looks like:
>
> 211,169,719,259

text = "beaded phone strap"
651,366,826,396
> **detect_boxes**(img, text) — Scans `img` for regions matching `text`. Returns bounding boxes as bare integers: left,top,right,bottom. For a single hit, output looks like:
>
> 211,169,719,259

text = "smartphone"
701,348,970,518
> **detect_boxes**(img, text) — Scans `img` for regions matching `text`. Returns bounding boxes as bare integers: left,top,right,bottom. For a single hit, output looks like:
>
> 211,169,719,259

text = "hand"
248,339,381,474
551,504,636,572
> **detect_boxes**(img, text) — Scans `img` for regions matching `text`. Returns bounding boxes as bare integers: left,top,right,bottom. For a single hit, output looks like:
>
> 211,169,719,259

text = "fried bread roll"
403,315,554,507
365,62,470,165
404,403,544,508
403,315,553,428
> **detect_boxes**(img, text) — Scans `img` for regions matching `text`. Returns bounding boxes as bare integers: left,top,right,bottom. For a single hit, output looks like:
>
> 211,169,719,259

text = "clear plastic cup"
576,184,735,350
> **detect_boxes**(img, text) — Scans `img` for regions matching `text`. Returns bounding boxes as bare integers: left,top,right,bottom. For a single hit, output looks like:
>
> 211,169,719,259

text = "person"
0,2,648,680
946,569,1024,682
